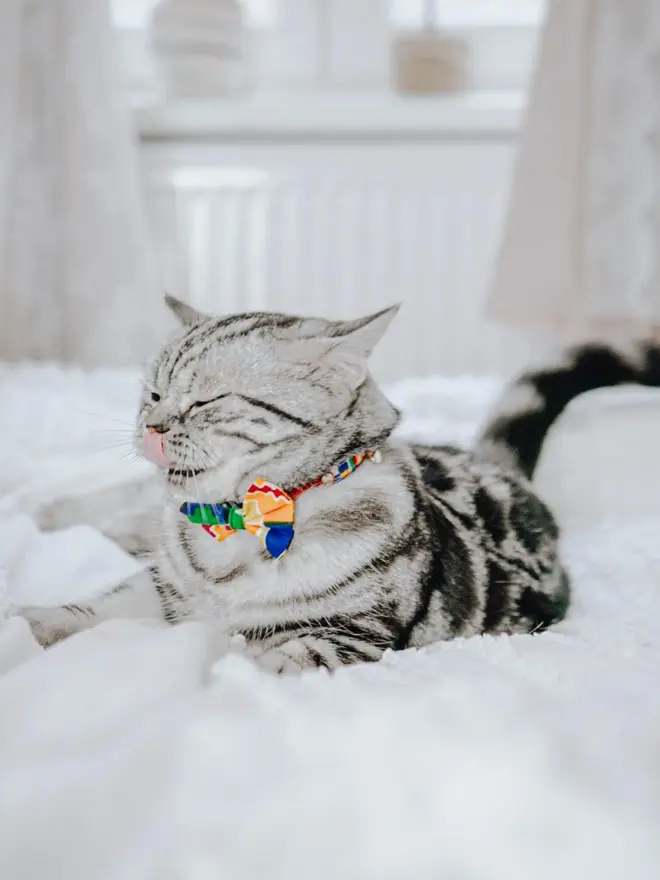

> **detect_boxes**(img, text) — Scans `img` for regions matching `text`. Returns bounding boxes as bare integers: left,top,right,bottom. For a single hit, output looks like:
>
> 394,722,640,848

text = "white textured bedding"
1,364,660,880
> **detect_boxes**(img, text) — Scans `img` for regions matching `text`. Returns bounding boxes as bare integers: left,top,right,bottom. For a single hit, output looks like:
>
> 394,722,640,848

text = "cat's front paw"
21,606,78,648
245,639,312,675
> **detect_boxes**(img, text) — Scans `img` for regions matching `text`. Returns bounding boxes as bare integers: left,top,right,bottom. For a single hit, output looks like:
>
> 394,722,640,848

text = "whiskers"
163,432,208,501
75,403,137,432
87,427,142,465
68,401,143,464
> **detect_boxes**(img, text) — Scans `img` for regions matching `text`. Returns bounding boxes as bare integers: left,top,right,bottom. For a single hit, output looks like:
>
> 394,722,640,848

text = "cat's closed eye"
186,393,230,416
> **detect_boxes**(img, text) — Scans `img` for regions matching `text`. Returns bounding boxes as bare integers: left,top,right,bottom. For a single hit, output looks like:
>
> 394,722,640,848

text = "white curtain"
0,0,165,366
488,0,660,338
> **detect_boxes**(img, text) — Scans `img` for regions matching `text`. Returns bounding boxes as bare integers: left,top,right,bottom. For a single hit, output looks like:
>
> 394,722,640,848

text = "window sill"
135,90,525,141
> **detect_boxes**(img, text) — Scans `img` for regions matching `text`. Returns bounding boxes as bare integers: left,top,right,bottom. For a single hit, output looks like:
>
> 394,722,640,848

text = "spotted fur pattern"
26,303,660,672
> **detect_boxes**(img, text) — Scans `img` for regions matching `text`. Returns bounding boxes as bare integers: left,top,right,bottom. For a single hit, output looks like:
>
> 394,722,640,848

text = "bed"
1,363,659,880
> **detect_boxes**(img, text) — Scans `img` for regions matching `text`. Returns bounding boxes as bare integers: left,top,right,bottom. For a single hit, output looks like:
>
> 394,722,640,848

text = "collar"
288,448,382,498
179,448,381,559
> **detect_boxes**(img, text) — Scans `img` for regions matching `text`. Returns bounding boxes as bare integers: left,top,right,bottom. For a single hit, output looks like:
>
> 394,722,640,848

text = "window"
389,1,546,91
112,0,546,98
112,0,545,29
111,0,271,29
391,1,545,28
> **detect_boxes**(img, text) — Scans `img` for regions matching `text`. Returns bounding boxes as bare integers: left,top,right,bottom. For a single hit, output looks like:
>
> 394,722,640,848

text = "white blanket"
1,365,659,880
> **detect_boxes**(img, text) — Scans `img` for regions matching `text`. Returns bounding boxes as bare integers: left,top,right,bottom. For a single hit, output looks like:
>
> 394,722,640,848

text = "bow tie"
180,480,295,560
180,450,380,560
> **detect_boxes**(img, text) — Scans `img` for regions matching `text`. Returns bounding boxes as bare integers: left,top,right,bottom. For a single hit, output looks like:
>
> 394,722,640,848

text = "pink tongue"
142,431,172,468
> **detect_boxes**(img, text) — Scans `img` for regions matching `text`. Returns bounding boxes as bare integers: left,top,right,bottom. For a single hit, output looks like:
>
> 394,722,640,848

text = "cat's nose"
142,426,173,468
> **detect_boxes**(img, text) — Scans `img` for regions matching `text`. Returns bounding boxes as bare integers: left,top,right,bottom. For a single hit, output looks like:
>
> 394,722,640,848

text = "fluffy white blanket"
1,365,659,880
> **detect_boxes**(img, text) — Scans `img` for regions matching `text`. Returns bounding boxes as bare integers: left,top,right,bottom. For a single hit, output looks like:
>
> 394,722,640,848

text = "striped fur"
25,306,660,671
478,340,660,478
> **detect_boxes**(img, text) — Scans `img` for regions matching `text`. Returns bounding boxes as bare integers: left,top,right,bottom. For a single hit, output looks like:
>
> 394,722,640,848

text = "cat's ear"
165,294,207,326
330,305,400,357
320,305,400,386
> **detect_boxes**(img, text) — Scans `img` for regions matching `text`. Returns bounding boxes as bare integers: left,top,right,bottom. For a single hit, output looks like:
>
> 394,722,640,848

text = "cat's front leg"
21,568,166,647
244,630,386,675
36,477,163,557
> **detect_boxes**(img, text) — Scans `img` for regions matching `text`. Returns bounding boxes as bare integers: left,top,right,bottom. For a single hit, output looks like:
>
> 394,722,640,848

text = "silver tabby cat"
25,297,660,672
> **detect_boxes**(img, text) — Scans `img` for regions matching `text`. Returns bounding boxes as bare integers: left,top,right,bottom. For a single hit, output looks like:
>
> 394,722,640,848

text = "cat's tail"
476,340,660,479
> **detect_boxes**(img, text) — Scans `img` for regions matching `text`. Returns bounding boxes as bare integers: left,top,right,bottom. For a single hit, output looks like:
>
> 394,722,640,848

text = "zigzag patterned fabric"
180,451,379,560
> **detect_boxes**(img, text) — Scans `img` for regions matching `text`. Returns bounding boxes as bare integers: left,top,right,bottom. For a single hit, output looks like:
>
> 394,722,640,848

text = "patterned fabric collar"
180,449,381,560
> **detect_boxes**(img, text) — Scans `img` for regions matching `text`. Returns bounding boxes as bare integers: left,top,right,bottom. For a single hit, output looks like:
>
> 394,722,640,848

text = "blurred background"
2,1,656,383
117,0,546,385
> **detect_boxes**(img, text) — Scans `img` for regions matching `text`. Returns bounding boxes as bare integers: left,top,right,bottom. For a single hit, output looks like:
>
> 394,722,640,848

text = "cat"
24,296,660,672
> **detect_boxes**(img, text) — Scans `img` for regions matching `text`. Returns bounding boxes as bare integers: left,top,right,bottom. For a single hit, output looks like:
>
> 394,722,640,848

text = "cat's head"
137,295,400,501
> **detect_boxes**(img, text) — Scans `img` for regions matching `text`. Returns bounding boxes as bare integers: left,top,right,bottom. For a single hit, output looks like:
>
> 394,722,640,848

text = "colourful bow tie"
180,480,295,560
180,450,380,560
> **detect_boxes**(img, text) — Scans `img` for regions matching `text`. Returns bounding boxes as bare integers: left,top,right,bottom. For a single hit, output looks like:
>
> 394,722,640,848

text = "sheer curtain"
488,0,660,338
0,0,165,367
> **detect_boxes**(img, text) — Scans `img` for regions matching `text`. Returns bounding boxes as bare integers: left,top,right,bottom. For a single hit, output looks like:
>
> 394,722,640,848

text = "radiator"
143,141,537,381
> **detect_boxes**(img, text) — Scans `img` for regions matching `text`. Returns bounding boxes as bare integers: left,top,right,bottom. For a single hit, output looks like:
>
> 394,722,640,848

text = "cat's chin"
163,467,214,500
162,466,245,504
